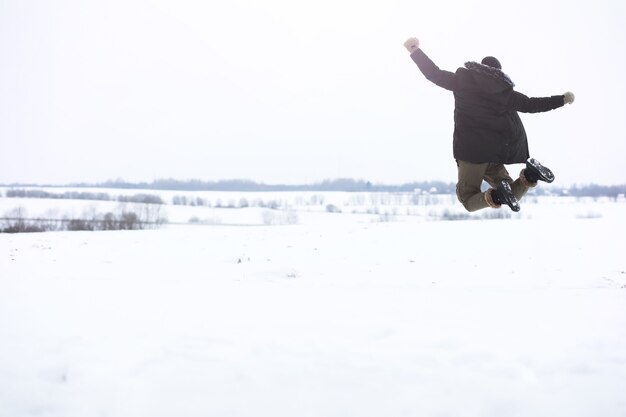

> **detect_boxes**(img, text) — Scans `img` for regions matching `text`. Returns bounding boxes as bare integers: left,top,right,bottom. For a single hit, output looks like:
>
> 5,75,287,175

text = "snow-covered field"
1,190,625,417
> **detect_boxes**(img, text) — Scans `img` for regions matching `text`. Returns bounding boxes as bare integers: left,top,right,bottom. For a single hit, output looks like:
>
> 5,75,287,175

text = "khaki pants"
456,160,529,212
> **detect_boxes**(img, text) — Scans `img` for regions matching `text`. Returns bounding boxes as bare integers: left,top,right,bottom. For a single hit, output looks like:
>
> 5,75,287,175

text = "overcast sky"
1,0,625,186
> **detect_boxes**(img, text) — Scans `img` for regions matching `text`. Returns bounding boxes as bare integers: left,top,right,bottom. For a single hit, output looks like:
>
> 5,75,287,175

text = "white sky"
1,0,625,185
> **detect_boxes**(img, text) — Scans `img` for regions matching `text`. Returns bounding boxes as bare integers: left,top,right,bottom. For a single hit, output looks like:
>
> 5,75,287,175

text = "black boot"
524,158,555,184
492,180,520,212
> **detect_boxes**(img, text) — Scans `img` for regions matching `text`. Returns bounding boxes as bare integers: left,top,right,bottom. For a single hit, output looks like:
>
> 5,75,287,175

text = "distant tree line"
1,212,144,233
6,189,113,201
31,178,459,194
5,189,164,204
172,195,284,209
558,184,626,198
2,179,624,197
96,179,624,197
0,206,166,233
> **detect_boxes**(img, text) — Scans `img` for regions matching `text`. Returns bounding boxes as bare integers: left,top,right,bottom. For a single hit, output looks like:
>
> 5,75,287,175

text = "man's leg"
456,160,490,212
483,163,530,201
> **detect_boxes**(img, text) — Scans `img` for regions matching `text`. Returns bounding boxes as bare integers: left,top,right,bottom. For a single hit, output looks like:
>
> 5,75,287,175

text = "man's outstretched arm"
508,91,575,113
404,37,457,91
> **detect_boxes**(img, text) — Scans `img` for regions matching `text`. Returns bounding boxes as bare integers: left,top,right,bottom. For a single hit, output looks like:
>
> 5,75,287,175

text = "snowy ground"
1,192,626,417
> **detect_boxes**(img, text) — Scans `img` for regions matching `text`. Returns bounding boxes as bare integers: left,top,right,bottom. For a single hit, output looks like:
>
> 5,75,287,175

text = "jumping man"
404,37,575,212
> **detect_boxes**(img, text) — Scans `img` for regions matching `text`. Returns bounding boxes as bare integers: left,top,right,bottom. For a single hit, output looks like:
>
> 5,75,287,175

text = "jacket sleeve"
410,49,457,91
507,91,565,113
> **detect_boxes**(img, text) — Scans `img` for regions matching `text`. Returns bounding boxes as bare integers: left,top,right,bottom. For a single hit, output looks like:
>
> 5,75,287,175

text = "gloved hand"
564,91,575,104
404,37,420,53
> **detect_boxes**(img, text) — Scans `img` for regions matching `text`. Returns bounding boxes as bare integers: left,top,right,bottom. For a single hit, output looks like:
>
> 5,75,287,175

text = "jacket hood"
463,61,515,92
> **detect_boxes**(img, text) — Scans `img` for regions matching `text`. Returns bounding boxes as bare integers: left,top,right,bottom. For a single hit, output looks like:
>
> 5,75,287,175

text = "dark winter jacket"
410,48,565,164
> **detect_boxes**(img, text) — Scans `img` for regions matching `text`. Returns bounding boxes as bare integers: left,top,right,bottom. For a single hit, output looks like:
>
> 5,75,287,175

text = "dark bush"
118,194,163,204
67,219,95,231
1,223,46,233
1,208,161,233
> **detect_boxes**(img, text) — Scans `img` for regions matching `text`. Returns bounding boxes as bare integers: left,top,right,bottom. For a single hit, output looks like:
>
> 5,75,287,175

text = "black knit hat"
481,56,502,70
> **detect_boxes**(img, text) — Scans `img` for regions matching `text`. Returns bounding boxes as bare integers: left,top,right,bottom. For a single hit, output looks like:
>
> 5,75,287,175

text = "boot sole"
527,158,555,183
498,181,520,212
